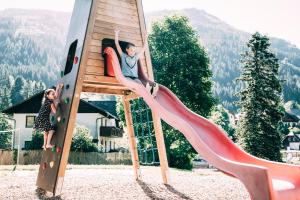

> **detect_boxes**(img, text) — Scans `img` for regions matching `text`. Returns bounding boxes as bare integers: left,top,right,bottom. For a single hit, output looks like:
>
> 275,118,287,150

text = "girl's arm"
50,103,57,114
54,84,63,99
114,30,123,56
137,33,148,59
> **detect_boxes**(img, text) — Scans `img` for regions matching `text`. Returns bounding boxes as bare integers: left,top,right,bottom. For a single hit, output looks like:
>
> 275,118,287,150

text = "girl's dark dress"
34,98,55,132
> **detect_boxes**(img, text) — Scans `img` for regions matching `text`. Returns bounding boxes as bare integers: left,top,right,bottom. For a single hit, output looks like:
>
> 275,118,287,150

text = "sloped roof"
88,101,118,117
282,112,299,123
1,91,118,119
282,132,300,143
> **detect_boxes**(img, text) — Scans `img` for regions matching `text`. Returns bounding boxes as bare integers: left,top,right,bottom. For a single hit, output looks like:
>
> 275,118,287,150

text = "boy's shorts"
125,76,142,84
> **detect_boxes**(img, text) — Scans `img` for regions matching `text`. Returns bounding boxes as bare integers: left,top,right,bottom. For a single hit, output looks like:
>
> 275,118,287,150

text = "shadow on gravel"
137,180,164,200
137,180,193,200
35,188,62,200
165,184,193,200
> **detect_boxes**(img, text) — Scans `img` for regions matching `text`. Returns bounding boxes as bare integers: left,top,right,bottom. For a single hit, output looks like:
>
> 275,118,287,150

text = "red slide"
104,47,300,200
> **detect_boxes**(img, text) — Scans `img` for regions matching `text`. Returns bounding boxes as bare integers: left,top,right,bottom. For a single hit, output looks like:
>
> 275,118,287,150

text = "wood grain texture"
123,97,141,180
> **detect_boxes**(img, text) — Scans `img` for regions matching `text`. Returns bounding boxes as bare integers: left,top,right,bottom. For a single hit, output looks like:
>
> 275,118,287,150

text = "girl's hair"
42,89,55,104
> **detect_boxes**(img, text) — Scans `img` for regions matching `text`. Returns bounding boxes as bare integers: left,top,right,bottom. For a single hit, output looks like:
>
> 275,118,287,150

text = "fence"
0,150,132,165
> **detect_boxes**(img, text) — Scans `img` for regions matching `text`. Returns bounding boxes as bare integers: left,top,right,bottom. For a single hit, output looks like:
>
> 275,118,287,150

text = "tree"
210,105,237,142
71,125,98,152
148,15,215,169
25,130,44,150
10,76,26,105
33,81,46,94
0,86,11,111
236,32,283,161
23,80,34,99
0,113,12,149
149,15,215,116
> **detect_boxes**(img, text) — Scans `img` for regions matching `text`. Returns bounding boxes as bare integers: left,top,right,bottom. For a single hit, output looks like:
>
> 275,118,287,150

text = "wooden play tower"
36,0,169,195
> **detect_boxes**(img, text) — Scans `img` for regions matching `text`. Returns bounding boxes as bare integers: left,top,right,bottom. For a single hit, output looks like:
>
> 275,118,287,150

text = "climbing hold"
66,84,70,90
60,71,64,78
74,56,79,64
56,147,62,153
49,161,55,168
51,146,56,152
42,162,47,170
50,116,55,123
57,116,61,122
64,98,70,104
62,118,66,124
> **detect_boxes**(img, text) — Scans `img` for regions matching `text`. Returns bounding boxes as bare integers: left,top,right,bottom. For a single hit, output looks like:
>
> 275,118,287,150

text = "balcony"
100,126,124,138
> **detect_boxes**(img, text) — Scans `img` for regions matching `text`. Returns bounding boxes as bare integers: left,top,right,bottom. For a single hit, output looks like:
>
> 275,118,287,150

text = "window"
26,116,36,128
64,39,78,76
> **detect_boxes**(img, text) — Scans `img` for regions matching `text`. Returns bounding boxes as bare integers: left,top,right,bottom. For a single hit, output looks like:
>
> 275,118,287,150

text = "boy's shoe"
152,83,159,97
146,82,151,93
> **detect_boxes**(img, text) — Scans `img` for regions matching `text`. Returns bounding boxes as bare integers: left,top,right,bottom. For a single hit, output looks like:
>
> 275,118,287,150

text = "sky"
0,0,299,48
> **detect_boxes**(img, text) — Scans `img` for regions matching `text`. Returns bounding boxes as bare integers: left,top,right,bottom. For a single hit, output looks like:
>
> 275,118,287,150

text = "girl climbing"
34,84,63,150
114,29,159,97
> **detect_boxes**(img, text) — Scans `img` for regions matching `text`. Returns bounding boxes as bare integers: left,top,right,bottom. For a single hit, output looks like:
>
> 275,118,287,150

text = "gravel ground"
0,165,250,200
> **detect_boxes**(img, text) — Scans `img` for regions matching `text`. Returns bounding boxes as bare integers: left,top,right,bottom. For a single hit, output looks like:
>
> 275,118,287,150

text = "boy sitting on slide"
114,30,159,97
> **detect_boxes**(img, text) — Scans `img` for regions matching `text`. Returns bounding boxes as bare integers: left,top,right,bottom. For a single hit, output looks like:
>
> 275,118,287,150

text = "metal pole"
17,129,20,165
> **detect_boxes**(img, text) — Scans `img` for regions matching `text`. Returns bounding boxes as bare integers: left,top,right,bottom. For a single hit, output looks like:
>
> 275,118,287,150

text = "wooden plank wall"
83,0,150,94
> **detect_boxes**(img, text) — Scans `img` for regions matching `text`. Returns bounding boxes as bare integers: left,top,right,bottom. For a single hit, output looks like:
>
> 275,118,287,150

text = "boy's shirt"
121,52,140,78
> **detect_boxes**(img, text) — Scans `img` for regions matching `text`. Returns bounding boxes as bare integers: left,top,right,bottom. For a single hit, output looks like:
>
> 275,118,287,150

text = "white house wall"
13,114,35,149
289,142,300,150
76,113,103,138
12,113,126,152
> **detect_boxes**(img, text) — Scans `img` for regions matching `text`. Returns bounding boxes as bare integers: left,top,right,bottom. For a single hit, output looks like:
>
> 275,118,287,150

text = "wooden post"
123,97,141,180
152,112,169,184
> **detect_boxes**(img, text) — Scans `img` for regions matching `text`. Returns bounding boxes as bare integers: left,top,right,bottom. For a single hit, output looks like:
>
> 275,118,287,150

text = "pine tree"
210,105,237,142
236,32,283,161
0,87,11,111
149,15,215,169
10,76,26,105
23,80,34,99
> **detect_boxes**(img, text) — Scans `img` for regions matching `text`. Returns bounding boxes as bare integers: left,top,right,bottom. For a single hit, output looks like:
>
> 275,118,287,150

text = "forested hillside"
0,9,70,108
147,9,300,110
1,8,300,111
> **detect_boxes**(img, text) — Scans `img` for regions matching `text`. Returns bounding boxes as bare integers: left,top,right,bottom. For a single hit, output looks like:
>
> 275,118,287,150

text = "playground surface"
0,165,250,200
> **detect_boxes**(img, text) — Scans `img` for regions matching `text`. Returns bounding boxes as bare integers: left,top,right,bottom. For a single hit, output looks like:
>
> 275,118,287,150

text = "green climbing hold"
64,98,70,104
50,116,55,122
62,118,66,123
60,71,64,78
51,146,56,152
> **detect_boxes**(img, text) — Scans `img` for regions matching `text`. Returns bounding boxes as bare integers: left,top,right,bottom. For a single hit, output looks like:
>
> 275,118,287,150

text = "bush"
71,125,98,152
25,130,44,150
0,113,12,149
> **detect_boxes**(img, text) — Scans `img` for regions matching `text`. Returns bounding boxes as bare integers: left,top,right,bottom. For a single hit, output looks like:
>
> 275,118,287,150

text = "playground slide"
104,47,300,200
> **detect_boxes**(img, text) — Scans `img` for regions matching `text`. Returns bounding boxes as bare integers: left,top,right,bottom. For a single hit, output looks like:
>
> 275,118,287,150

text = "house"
2,91,128,152
282,132,300,150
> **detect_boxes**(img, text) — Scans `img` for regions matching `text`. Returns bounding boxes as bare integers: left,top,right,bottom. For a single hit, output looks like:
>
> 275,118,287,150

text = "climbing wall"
36,0,166,195
36,0,93,195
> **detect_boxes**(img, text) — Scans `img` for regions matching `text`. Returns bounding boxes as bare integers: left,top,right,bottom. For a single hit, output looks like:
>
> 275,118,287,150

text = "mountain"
146,8,300,110
0,9,70,87
0,8,300,111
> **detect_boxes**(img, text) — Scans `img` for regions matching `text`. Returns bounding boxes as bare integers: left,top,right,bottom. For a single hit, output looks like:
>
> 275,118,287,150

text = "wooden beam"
136,0,169,183
136,0,154,80
82,85,130,95
152,111,169,184
123,97,141,180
